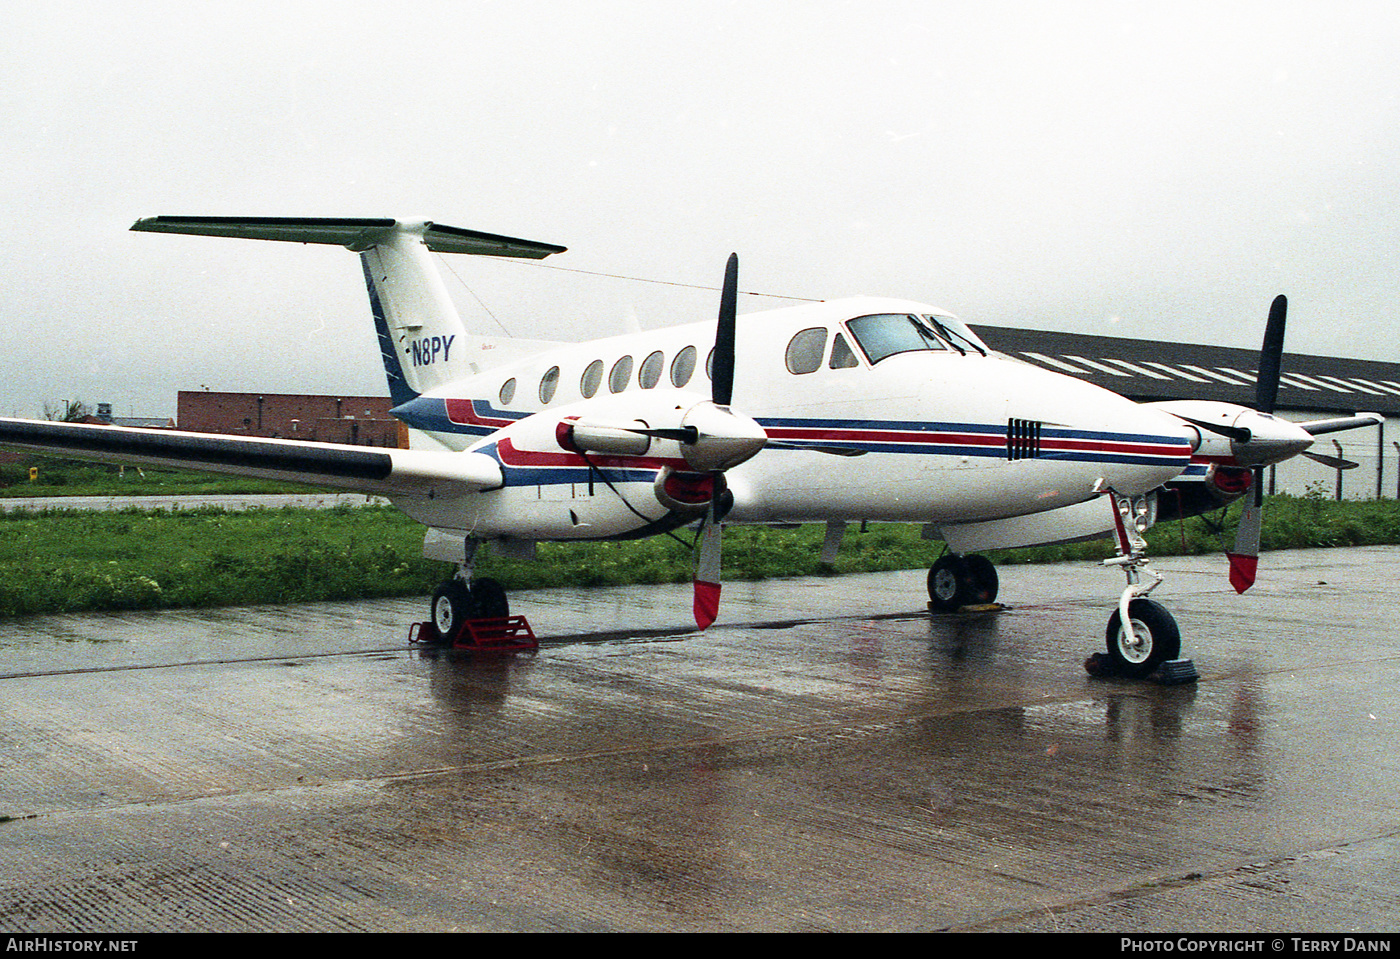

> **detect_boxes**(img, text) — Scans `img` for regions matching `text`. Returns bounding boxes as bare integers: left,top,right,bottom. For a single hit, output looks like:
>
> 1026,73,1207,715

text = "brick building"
176,392,405,448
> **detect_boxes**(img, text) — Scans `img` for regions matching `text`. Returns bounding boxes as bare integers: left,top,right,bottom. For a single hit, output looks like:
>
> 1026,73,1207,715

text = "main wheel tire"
1105,598,1181,678
467,577,509,619
963,555,999,605
928,555,973,612
431,580,472,643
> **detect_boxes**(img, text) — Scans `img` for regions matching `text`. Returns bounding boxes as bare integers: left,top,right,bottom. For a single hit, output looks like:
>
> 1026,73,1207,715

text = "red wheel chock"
410,615,538,652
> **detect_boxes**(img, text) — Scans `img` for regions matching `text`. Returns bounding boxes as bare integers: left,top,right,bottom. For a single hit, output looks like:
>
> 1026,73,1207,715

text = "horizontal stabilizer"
131,216,566,259
0,418,503,496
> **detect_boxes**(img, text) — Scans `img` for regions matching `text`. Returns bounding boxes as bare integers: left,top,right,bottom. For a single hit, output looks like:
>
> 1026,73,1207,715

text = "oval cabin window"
639,350,664,389
609,355,634,393
670,346,696,388
581,360,604,398
539,366,560,403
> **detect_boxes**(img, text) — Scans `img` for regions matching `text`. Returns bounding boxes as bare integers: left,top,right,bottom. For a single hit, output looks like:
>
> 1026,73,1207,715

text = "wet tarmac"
2,547,1399,932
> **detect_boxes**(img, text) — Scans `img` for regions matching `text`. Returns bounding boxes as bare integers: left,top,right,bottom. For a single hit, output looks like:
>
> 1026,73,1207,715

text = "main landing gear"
927,553,999,612
431,577,509,635
413,539,537,652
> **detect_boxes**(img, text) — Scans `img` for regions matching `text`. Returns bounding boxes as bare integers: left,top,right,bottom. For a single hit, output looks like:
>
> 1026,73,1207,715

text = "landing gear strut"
927,553,999,612
1093,489,1193,682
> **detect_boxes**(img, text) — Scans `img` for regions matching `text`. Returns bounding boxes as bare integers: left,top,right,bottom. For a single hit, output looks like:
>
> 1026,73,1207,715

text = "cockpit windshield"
845,313,987,364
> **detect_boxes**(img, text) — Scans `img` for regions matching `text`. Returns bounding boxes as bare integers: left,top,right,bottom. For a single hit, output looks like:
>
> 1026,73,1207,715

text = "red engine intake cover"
1210,465,1254,496
661,470,716,506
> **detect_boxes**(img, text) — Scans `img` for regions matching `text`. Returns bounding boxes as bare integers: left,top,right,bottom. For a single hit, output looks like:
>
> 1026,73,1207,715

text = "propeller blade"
1256,294,1286,415
1226,468,1264,593
626,425,700,444
1178,414,1252,444
1303,450,1358,470
693,499,723,630
1296,412,1384,436
692,252,740,629
766,441,867,457
712,253,738,407
1225,296,1287,592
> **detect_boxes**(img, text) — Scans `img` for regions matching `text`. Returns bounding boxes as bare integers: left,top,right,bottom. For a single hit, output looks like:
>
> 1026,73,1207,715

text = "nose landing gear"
1090,490,1195,683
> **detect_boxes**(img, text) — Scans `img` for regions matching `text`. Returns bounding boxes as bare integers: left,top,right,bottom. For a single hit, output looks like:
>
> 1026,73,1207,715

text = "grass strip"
1,495,1397,617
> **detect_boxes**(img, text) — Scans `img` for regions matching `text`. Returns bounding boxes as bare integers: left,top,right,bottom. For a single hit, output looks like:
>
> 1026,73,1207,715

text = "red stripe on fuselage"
764,426,1187,458
1045,438,1190,457
445,398,513,429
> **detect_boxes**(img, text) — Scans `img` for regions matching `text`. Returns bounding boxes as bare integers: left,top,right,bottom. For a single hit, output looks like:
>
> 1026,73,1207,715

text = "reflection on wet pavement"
1,548,1398,931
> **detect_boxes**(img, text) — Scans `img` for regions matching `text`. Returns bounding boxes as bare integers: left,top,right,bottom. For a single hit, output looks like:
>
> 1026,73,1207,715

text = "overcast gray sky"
4,0,1398,417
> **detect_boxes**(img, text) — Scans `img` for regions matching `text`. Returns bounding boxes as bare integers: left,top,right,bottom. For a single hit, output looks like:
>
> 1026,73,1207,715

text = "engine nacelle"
557,417,652,456
415,390,764,541
1149,399,1314,468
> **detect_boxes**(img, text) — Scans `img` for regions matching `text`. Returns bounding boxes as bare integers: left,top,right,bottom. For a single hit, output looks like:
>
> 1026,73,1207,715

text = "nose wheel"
1104,597,1180,678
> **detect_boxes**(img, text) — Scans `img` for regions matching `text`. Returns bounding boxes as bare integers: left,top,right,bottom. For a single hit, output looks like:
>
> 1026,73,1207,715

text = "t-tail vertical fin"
355,221,472,403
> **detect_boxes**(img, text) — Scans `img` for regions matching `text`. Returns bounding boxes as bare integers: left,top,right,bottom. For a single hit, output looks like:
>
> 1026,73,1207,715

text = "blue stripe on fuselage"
387,402,1188,468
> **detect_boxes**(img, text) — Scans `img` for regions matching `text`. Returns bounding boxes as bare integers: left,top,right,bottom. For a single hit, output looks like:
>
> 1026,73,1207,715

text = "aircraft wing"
0,418,502,496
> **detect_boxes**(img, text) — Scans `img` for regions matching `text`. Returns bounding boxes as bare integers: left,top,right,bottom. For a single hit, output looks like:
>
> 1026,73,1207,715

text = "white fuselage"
382,297,1196,543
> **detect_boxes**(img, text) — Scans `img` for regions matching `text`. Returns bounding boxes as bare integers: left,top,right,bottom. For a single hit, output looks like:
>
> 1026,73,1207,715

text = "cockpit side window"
829,332,859,369
785,327,828,374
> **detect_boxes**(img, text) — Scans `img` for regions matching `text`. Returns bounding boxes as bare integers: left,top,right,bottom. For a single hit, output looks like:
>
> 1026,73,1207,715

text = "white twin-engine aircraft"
0,218,1380,677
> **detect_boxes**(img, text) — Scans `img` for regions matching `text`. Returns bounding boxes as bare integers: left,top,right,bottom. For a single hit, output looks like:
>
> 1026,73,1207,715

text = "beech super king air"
0,217,1379,677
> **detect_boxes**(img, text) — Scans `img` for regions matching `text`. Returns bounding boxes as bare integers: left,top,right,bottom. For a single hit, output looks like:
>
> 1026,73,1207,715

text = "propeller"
693,254,739,629
682,253,865,626
1156,296,1379,592
1226,295,1287,593
569,251,856,630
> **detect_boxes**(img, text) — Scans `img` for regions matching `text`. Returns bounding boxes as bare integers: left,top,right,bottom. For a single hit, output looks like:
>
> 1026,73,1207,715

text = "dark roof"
973,325,1400,416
